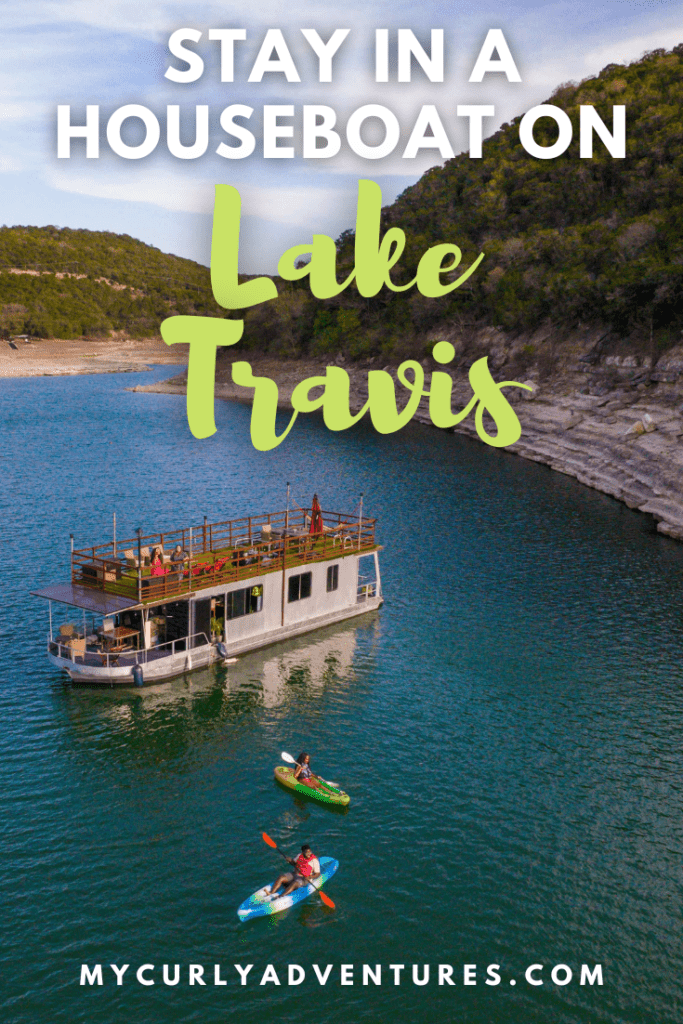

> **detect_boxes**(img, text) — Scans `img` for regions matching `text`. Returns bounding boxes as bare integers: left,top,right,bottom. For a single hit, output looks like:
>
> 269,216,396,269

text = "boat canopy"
31,583,142,616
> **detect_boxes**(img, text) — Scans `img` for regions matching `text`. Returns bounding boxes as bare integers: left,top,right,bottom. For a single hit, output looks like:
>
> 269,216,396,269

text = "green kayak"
274,766,350,806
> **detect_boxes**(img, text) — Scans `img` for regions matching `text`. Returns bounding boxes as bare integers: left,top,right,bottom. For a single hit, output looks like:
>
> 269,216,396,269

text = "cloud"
0,102,37,121
0,155,23,172
47,168,214,213
2,1,380,40
46,165,356,226
583,25,683,70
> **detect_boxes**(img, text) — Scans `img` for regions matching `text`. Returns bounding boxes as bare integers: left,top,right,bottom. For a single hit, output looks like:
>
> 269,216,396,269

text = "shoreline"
131,348,683,543
7,333,683,542
0,335,188,378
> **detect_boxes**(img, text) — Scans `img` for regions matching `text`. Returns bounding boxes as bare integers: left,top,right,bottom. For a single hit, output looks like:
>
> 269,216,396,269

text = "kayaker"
266,844,321,898
294,752,322,790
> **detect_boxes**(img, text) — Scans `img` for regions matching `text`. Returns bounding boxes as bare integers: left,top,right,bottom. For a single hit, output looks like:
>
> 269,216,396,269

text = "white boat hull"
49,596,383,686
48,643,217,685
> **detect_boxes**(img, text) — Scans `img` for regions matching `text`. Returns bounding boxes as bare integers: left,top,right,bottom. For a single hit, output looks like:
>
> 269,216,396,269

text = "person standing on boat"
170,544,188,580
266,844,321,898
150,548,167,577
294,752,323,790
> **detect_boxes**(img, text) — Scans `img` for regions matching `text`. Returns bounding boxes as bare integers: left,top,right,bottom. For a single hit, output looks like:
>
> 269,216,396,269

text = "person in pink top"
150,547,167,576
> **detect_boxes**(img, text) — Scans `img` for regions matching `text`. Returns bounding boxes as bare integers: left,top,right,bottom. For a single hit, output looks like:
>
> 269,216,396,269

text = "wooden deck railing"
70,508,377,606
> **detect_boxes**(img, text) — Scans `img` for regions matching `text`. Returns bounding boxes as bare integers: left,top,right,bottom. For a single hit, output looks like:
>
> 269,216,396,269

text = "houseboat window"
326,564,339,592
288,571,312,602
226,584,264,620
114,610,143,635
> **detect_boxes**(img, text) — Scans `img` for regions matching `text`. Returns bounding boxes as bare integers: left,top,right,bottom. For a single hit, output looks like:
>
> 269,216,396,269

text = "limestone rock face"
651,370,679,383
604,354,640,368
655,346,683,373
488,347,508,370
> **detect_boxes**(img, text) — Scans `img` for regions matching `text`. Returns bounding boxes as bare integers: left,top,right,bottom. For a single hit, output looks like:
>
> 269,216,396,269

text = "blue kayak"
237,856,339,921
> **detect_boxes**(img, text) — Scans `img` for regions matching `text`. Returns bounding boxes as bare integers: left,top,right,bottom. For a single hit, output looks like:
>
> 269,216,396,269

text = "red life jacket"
295,852,315,877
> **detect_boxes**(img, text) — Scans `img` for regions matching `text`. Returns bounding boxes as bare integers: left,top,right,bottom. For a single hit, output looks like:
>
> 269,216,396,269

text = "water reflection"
55,617,379,769
232,624,359,708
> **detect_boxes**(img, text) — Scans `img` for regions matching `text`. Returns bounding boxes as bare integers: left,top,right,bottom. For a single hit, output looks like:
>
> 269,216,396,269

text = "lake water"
1,367,682,1024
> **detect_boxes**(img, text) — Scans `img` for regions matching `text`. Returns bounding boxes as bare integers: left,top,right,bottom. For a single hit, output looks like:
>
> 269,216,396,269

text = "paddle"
261,832,335,910
280,750,340,790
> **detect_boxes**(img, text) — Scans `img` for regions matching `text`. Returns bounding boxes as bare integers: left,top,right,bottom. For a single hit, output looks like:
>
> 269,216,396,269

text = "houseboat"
33,498,383,686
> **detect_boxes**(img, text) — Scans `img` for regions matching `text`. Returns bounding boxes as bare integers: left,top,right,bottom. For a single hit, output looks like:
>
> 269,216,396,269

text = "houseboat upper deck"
33,500,383,685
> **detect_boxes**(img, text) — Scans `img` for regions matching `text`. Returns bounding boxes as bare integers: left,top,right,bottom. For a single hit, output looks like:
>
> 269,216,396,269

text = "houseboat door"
192,598,212,648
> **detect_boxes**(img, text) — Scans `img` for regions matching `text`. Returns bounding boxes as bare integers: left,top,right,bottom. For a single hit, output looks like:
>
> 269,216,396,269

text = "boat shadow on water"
50,616,381,768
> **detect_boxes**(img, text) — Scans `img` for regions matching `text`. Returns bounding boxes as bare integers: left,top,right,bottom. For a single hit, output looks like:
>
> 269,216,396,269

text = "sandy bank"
0,335,188,378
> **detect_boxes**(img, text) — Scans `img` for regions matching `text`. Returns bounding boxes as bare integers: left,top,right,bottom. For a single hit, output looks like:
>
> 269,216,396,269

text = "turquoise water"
2,368,683,1024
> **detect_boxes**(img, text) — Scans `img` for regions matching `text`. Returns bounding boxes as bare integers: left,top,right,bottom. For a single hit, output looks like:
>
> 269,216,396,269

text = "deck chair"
67,637,86,661
123,546,152,568
302,514,346,544
326,524,348,546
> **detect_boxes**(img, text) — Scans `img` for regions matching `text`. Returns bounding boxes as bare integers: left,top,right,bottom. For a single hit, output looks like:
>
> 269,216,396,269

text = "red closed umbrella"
309,493,324,535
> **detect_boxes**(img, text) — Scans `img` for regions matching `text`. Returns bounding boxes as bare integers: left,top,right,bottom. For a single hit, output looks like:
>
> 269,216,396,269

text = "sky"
2,0,683,272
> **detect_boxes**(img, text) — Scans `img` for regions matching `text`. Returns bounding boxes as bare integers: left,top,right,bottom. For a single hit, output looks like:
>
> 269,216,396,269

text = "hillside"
4,45,683,360
240,44,683,366
0,226,222,339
